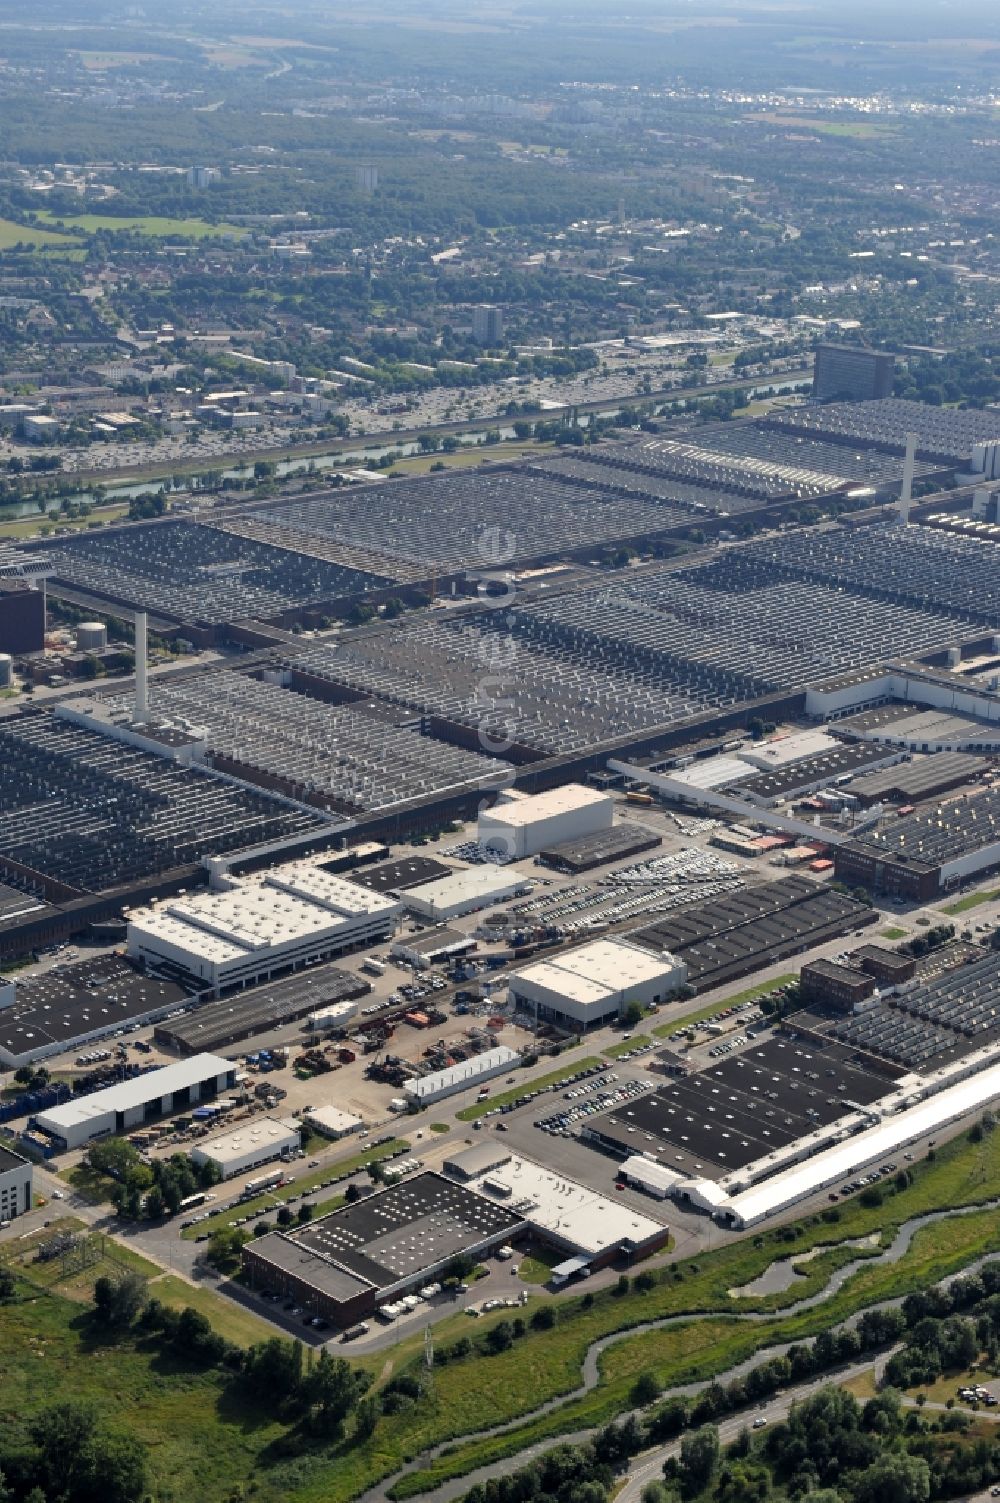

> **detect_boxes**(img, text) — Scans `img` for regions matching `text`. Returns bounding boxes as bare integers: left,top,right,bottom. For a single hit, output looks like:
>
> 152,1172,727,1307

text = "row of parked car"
471,1061,615,1127
536,1077,653,1136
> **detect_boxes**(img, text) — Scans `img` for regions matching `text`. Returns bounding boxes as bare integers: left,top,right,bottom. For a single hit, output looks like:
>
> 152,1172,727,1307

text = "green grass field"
36,210,246,240
0,216,84,249
942,889,1000,916
147,1274,276,1347
455,1057,605,1121
881,926,908,939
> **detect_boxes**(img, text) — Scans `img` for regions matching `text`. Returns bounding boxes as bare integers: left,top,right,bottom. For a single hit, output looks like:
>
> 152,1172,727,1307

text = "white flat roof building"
508,939,687,1031
738,730,840,772
667,756,753,793
127,858,402,995
478,784,613,860
619,1154,684,1201
190,1115,301,1179
36,1053,236,1150
404,1045,521,1105
461,1152,669,1260
305,1105,364,1139
403,866,529,921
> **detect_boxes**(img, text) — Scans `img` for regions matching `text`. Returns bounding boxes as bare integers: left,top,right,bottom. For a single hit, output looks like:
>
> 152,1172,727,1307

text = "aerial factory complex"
2,9,1000,1499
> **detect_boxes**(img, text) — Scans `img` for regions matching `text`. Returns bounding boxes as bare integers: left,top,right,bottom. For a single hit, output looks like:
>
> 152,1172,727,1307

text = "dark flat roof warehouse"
0,956,192,1063
585,1036,892,1179
153,965,369,1055
540,823,661,872
845,753,991,805
249,1172,523,1295
349,855,453,894
629,877,874,989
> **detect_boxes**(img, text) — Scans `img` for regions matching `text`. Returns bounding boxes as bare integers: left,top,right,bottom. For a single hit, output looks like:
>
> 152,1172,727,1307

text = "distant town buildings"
355,164,379,192
187,166,220,188
813,344,895,403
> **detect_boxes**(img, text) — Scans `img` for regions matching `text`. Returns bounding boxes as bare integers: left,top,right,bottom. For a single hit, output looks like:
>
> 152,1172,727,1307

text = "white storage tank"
0,654,12,688
76,621,108,652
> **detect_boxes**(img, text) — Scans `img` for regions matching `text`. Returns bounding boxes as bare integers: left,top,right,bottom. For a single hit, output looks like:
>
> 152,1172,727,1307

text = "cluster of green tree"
895,349,1000,409
89,1273,374,1443
901,923,955,959
127,493,167,521
883,1255,1000,1392
0,1400,147,1503
87,1137,221,1219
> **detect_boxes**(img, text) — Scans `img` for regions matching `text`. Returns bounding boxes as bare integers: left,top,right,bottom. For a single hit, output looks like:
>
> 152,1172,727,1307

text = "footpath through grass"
455,1057,605,1121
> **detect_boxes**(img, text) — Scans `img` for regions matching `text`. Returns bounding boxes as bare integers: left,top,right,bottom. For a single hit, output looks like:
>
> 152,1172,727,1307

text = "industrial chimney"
133,611,149,724
898,432,917,525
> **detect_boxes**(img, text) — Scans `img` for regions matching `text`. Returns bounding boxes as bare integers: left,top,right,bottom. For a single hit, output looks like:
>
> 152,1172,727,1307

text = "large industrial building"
688,1056,1000,1229
444,1148,670,1267
813,344,895,403
0,956,194,1069
627,877,876,993
834,784,1000,900
35,1053,236,1150
243,1158,668,1325
243,1171,525,1325
478,785,614,860
0,1144,33,1223
128,859,402,994
402,866,531,921
152,966,369,1056
507,938,687,1031
582,1035,891,1180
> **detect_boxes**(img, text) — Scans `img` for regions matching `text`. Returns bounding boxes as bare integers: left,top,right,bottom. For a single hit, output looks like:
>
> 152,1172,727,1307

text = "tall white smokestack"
134,612,149,724
898,432,917,525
